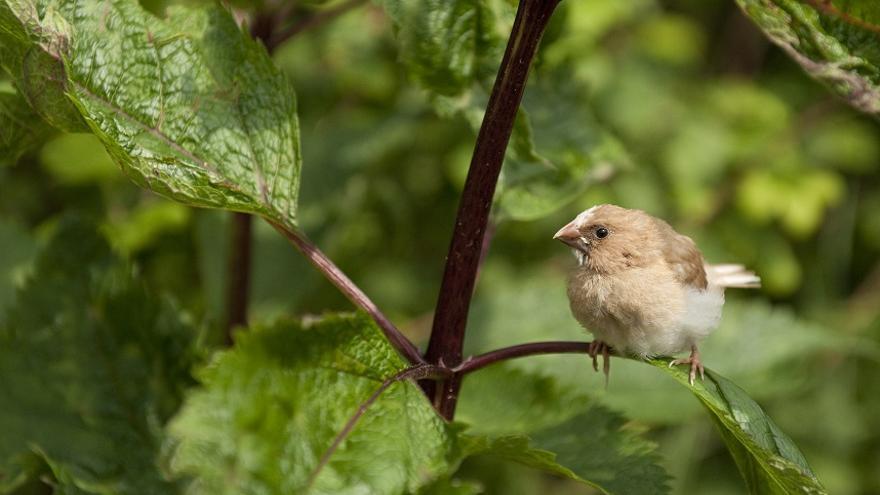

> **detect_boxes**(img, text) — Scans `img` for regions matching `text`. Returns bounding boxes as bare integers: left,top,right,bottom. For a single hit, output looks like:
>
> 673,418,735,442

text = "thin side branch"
455,341,613,375
269,220,425,365
423,0,561,420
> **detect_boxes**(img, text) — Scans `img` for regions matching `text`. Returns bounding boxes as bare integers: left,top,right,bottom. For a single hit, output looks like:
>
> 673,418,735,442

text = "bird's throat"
572,248,587,266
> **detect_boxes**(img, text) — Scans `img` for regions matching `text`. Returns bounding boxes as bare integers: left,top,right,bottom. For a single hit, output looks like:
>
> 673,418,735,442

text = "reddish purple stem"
270,221,425,365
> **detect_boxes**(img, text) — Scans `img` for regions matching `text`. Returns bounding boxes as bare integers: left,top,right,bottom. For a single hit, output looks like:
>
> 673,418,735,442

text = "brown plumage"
554,204,760,384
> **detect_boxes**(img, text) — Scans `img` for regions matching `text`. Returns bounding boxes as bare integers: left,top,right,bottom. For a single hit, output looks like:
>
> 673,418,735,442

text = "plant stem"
251,3,422,364
423,0,561,420
224,212,253,345
224,4,309,345
269,220,426,365
455,341,614,375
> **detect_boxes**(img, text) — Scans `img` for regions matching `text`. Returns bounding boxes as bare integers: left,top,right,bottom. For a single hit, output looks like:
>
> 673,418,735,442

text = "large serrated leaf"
0,0,302,224
652,360,826,494
736,0,880,115
0,217,197,494
167,313,461,495
456,365,670,495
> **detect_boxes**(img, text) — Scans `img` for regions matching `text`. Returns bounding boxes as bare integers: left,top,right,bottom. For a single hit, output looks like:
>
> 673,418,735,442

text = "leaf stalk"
224,212,253,344
269,220,426,365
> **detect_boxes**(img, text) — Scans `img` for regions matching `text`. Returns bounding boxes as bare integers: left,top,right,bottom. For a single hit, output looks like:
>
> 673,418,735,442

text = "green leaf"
434,74,628,223
417,477,483,495
467,266,827,494
457,365,670,495
104,200,192,254
0,89,53,166
0,2,90,133
650,360,826,494
735,0,880,115
497,76,625,221
378,0,499,96
168,313,461,495
379,0,627,221
0,217,198,494
0,0,302,225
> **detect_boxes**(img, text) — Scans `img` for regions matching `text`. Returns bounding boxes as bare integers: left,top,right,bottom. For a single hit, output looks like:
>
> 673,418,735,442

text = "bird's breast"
567,266,693,356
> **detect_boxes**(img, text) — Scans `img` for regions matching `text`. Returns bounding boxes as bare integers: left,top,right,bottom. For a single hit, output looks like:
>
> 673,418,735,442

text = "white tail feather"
706,264,761,289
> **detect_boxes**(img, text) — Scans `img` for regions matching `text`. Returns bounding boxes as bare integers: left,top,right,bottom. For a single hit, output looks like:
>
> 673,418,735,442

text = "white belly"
567,268,723,357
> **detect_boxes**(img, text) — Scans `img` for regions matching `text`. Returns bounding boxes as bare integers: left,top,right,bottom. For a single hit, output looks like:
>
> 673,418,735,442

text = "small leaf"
735,0,880,115
104,200,192,254
168,313,461,495
498,76,626,221
0,217,198,494
651,360,826,494
378,0,498,96
457,365,670,495
0,0,302,225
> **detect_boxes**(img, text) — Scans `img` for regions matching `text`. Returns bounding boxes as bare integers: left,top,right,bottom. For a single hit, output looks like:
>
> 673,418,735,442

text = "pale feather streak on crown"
574,205,599,228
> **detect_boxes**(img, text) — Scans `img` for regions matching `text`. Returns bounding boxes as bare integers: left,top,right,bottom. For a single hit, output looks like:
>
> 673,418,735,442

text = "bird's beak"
554,221,585,251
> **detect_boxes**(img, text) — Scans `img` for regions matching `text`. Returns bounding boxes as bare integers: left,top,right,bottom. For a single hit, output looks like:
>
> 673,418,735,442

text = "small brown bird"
554,204,760,385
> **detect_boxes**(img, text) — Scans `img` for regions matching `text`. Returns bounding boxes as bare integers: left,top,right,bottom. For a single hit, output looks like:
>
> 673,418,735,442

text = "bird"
554,204,760,385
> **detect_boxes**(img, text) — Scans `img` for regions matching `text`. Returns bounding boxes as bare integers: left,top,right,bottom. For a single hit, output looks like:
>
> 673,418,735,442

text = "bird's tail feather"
706,264,761,289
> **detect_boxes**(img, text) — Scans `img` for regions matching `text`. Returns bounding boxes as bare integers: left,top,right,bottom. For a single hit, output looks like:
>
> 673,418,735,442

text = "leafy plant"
4,0,879,493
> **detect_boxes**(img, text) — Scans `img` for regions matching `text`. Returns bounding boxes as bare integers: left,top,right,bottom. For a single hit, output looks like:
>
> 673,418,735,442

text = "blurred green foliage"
169,313,462,495
2,0,880,493
0,218,197,494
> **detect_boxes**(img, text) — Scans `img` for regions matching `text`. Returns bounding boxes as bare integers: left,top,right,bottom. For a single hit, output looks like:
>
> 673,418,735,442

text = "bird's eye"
595,227,609,239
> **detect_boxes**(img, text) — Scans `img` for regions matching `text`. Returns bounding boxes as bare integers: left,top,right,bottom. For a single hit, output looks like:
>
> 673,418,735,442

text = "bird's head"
554,204,659,273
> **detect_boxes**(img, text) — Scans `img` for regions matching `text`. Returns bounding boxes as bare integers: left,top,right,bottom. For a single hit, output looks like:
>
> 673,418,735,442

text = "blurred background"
2,0,879,493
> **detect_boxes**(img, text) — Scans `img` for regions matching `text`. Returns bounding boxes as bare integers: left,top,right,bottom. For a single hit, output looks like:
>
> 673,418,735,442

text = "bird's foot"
587,340,611,387
669,345,705,386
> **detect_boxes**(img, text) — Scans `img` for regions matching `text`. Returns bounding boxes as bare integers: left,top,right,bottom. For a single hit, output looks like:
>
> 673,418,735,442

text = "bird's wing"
661,230,708,290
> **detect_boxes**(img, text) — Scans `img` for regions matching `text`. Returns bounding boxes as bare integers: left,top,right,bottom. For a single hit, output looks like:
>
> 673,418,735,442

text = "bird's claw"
669,346,705,386
587,341,599,372
587,340,611,387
